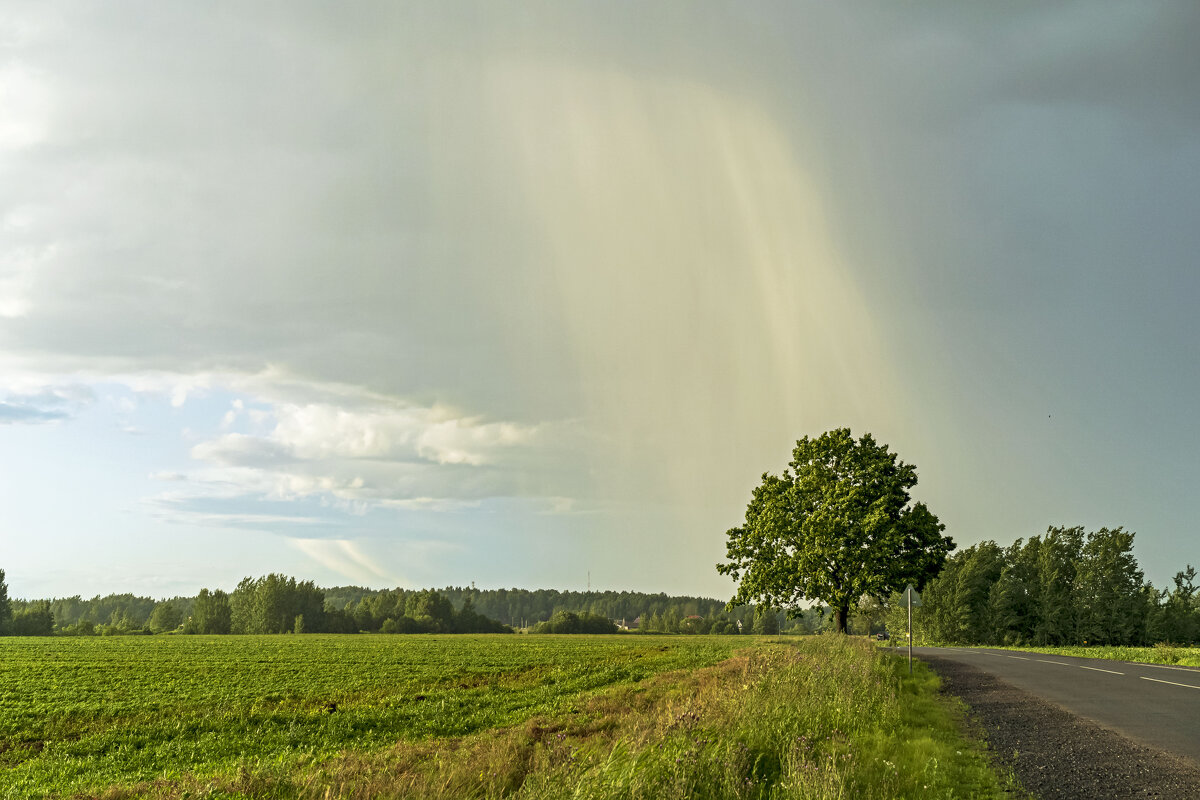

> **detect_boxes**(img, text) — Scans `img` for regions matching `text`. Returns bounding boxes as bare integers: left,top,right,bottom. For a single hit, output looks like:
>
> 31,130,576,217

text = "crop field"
0,634,745,798
0,634,1015,799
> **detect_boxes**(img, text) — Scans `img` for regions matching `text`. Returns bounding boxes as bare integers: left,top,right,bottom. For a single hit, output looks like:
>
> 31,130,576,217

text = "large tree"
718,429,954,633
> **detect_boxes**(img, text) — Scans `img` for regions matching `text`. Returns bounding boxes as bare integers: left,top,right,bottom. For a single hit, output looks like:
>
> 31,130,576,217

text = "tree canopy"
718,428,954,633
899,527,1197,647
0,569,10,634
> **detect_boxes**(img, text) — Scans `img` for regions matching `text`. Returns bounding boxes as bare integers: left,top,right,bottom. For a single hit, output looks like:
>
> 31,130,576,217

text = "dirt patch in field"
922,655,1200,800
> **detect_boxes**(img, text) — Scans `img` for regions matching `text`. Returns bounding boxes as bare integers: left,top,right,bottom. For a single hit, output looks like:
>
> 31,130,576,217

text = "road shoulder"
921,654,1200,800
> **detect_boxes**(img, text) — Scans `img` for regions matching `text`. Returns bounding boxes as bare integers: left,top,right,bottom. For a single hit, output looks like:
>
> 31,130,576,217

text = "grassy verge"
126,637,1020,800
978,643,1200,667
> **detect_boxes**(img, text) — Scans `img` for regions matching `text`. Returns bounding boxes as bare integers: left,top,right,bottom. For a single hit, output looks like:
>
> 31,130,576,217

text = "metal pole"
908,591,913,675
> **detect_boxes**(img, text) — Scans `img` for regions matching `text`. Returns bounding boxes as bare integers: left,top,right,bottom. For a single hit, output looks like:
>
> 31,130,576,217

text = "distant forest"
0,570,815,637
10,526,1183,646
881,527,1200,646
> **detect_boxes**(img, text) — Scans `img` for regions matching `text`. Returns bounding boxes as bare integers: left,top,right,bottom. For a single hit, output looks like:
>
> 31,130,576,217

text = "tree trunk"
834,606,849,633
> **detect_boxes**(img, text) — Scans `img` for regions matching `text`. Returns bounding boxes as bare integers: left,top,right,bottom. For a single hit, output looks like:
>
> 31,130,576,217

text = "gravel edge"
920,654,1200,800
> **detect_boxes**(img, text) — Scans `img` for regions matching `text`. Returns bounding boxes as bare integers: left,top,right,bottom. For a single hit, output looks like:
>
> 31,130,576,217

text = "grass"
0,635,1020,799
975,642,1200,667
0,634,744,798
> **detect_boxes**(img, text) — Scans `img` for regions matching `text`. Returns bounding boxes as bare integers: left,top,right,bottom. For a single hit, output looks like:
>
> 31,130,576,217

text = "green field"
0,634,1015,799
1,635,744,797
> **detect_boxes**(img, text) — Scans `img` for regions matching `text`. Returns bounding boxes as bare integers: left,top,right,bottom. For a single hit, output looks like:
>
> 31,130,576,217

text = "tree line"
888,526,1199,646
332,586,828,634
0,571,798,636
0,573,510,636
325,585,745,630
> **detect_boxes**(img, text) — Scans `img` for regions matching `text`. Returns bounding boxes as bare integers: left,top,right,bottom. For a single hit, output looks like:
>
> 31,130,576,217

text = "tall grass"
165,637,1017,800
982,643,1200,667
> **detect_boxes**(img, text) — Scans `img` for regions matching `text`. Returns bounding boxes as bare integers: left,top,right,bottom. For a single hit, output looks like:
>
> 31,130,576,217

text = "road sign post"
902,584,922,674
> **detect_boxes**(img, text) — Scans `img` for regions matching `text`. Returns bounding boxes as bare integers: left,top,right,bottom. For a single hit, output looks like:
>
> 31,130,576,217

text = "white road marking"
1036,659,1071,666
1007,655,1030,660
1140,676,1200,690
1137,663,1200,674
1079,665,1124,675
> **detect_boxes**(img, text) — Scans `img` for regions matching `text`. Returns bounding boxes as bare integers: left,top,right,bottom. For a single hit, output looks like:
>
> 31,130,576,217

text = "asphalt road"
906,646,1200,765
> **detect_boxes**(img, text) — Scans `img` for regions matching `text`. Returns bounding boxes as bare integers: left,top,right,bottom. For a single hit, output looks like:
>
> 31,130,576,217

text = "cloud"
0,3,899,543
0,242,55,319
0,60,51,150
0,383,93,424
288,538,399,586
0,360,571,524
7,3,1198,600
379,497,482,513
992,3,1200,130
23,364,573,527
144,492,332,532
180,390,564,513
191,433,298,468
0,402,68,423
267,402,538,466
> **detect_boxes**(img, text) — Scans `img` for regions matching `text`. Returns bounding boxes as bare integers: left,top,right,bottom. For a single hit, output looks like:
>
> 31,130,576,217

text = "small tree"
850,595,886,636
1032,526,1084,645
148,601,183,634
11,601,54,636
405,590,455,632
752,605,780,635
1150,566,1199,645
0,569,10,634
719,429,954,633
191,588,232,634
1075,527,1145,646
918,542,1004,644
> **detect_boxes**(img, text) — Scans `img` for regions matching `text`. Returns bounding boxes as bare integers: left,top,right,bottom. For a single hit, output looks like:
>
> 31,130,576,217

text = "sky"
2,2,1199,601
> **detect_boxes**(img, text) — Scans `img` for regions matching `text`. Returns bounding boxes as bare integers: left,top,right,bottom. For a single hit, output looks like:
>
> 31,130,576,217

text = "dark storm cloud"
4,2,1200,593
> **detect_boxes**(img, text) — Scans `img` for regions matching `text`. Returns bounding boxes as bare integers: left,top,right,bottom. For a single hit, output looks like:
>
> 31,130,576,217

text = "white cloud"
191,433,297,468
0,402,67,424
0,62,52,150
0,242,55,319
37,367,567,521
0,363,566,519
176,511,326,528
379,497,482,513
0,382,93,424
267,402,538,466
415,417,531,466
182,391,553,512
288,538,399,586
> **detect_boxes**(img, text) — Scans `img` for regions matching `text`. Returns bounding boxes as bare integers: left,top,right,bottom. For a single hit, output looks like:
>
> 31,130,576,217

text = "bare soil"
922,654,1200,799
